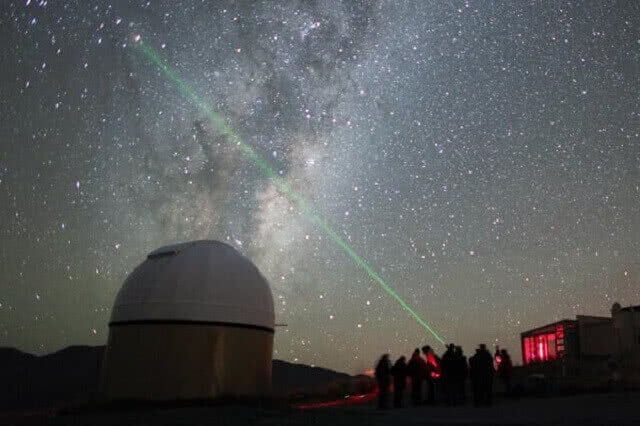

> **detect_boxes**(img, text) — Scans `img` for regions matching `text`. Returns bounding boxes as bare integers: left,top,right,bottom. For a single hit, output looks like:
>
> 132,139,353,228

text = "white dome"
110,240,274,331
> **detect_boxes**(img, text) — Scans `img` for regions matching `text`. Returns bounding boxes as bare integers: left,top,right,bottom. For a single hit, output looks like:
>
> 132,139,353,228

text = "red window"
523,328,561,365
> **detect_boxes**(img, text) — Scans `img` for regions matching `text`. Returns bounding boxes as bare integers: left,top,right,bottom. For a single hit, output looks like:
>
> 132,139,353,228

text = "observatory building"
521,303,640,366
100,240,275,401
520,303,640,384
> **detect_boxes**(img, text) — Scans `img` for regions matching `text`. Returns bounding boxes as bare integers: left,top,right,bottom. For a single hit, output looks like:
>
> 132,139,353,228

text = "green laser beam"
135,39,446,346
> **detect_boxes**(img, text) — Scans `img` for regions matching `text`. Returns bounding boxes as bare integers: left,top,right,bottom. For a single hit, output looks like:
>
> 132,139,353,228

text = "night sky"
1,0,638,373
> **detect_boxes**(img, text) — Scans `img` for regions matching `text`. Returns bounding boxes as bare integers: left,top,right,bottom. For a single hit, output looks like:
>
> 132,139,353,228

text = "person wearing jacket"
453,345,468,404
422,345,441,404
469,344,495,407
440,344,457,405
497,349,513,396
406,349,427,406
375,354,392,409
390,356,407,408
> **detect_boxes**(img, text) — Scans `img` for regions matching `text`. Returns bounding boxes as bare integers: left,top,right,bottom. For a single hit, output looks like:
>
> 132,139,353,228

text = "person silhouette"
469,344,495,407
497,349,513,396
406,349,426,406
422,345,440,404
440,344,456,405
454,345,468,405
375,354,391,409
390,355,407,408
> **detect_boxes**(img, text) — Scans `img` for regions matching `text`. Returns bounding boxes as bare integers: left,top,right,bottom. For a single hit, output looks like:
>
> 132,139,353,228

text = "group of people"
374,343,513,409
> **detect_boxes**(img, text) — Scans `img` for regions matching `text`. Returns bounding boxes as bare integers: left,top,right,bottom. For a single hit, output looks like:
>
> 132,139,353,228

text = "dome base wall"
100,323,273,401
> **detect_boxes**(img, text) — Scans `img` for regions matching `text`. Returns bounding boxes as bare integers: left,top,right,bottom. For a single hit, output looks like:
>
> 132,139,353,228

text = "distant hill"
0,346,370,411
0,346,105,410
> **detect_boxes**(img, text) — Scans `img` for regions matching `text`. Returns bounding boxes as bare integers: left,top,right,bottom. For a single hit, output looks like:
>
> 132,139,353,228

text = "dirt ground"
6,391,640,426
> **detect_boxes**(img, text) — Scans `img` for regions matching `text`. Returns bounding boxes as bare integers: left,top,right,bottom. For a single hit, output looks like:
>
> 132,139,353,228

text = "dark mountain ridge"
0,346,369,411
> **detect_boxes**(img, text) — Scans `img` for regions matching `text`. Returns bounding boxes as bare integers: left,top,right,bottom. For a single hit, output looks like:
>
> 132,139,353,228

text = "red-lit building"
521,316,613,365
521,320,574,364
520,305,640,385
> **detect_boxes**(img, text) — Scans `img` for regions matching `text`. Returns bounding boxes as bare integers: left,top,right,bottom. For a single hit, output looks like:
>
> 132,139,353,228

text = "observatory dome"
110,240,274,331
101,240,275,401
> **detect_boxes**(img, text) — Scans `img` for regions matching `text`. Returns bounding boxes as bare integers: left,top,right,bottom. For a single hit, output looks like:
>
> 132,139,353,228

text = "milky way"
1,0,638,373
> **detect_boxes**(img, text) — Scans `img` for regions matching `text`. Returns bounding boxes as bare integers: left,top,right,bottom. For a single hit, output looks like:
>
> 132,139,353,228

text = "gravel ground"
6,391,640,426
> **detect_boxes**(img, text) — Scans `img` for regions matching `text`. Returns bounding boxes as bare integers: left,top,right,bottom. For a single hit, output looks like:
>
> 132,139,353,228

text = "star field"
0,0,638,373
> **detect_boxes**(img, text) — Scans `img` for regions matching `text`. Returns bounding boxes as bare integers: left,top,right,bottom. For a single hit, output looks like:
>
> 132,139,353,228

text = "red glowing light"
295,391,377,410
538,340,544,360
523,327,563,365
423,352,441,378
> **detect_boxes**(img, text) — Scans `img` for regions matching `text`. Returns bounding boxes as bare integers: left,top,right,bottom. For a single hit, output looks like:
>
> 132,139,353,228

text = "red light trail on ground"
294,391,378,410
